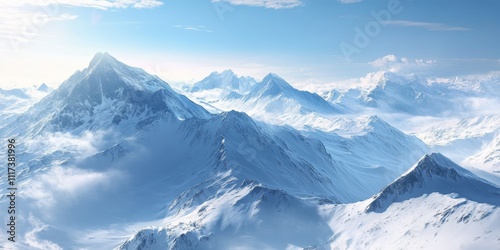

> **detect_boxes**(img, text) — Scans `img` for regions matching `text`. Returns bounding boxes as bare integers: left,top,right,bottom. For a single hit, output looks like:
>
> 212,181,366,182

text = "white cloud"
22,166,115,208
211,0,303,9
0,0,163,51
173,25,213,33
50,13,78,21
370,54,436,73
383,20,469,31
0,0,163,10
25,131,107,158
338,0,362,3
24,214,64,250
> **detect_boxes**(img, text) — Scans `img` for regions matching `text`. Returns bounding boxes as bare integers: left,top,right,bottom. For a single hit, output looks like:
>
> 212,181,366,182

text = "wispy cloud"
211,0,303,9
338,0,362,4
0,0,163,50
0,0,163,10
173,25,213,33
25,215,64,250
383,20,470,31
370,54,437,73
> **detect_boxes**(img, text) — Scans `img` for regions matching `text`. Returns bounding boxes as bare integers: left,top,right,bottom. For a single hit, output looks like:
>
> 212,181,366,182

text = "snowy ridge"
431,71,500,96
320,71,500,177
4,52,209,137
323,193,499,249
186,110,345,200
464,132,500,174
417,114,500,146
323,72,463,116
0,84,52,128
119,172,333,250
190,69,256,94
305,115,430,199
1,53,498,249
243,73,341,114
367,153,500,213
414,114,500,175
186,72,344,131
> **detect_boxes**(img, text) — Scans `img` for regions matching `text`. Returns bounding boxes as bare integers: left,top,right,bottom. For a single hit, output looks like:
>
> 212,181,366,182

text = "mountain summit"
11,52,209,135
367,153,500,212
190,69,256,94
247,73,296,98
242,73,341,114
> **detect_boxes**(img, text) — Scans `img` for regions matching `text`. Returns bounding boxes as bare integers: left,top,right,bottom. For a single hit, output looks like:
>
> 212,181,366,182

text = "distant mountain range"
0,53,498,250
0,82,52,128
184,69,500,180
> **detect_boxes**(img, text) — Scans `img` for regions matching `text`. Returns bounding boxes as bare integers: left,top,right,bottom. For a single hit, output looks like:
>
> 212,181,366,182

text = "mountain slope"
305,115,429,199
185,72,344,131
464,132,500,174
323,71,479,116
5,52,209,137
0,54,353,249
120,153,500,250
323,193,499,250
320,153,500,249
367,153,500,213
241,73,341,115
2,54,497,250
0,84,52,128
119,175,333,250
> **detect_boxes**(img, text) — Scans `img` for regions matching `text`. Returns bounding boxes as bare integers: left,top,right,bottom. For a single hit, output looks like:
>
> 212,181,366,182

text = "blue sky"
1,0,499,88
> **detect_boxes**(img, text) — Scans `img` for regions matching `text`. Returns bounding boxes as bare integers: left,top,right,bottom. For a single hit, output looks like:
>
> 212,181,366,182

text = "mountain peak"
366,153,500,213
253,73,294,96
410,153,460,177
85,52,128,80
89,52,116,67
262,73,285,82
208,69,236,78
374,71,427,88
37,83,50,92
220,69,235,76
19,53,209,133
191,69,256,93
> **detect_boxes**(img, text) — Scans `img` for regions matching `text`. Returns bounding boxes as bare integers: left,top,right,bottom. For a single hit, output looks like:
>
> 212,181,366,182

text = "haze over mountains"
0,53,498,249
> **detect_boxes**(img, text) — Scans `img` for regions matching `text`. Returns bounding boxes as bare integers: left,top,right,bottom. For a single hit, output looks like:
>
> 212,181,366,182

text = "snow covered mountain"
0,84,53,128
186,70,257,113
190,69,256,94
118,174,334,250
186,72,344,131
317,153,500,249
464,132,500,175
304,115,429,199
367,153,499,213
0,54,360,248
320,71,500,179
431,71,500,97
324,192,499,249
0,53,498,249
405,114,500,180
323,72,472,116
4,52,209,137
183,71,430,195
243,73,340,113
119,154,499,249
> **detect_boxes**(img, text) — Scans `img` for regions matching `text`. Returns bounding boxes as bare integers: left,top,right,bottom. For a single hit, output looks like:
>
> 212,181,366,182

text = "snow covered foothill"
319,153,500,250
